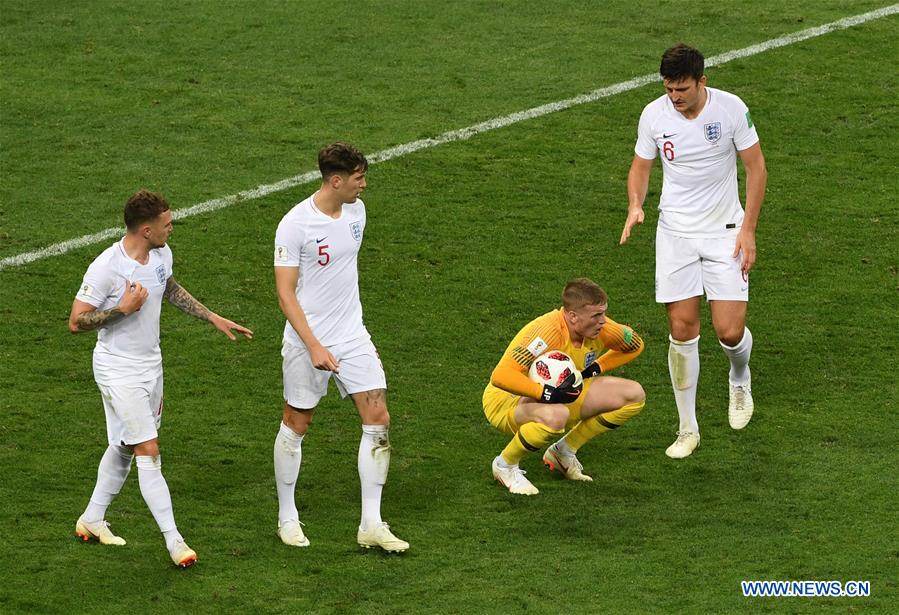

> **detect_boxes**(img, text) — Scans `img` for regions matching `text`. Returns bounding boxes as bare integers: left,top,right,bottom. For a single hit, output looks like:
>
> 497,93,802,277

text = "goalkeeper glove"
581,361,602,380
540,371,583,404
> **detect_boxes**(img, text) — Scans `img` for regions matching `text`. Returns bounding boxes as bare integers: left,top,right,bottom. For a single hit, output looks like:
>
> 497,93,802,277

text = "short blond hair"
562,278,608,311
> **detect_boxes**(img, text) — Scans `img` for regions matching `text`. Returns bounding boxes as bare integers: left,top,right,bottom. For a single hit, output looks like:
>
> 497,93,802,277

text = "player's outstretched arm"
68,281,148,333
620,156,653,245
163,276,253,340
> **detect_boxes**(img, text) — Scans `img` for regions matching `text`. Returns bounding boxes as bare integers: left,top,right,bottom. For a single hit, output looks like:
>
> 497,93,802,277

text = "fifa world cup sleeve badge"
526,337,548,357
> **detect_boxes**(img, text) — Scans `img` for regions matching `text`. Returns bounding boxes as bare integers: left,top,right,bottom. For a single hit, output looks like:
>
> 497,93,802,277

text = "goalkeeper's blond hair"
562,278,608,311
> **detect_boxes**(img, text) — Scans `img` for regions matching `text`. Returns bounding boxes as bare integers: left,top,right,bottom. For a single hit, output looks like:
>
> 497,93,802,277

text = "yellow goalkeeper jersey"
487,308,644,400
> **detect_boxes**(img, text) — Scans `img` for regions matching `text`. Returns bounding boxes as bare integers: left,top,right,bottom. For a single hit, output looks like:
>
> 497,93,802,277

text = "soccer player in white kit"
619,44,768,458
69,190,253,567
273,142,408,553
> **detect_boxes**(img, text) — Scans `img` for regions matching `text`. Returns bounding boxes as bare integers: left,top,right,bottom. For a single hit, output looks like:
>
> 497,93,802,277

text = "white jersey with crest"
274,193,368,347
75,240,173,385
635,86,759,237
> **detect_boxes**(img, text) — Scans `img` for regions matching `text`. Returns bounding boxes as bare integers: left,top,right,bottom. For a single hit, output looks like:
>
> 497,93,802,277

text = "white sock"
358,424,390,531
494,455,516,469
720,327,753,386
274,422,304,525
135,455,180,549
83,445,133,522
668,335,700,433
554,439,575,457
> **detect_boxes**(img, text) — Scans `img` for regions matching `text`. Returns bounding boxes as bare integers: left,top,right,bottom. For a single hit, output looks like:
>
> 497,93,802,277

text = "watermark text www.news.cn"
741,580,870,597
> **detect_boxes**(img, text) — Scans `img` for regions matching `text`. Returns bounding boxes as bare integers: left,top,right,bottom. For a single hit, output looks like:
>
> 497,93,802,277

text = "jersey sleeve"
160,244,174,280
75,259,116,308
490,313,566,399
593,317,645,373
730,96,760,152
634,104,658,160
274,218,303,267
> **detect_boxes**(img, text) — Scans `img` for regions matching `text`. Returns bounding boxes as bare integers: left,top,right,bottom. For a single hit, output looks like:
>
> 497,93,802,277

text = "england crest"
584,351,596,369
350,221,362,241
155,264,167,285
704,121,722,143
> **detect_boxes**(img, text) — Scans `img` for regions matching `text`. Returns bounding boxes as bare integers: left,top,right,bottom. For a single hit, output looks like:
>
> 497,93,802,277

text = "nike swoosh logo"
315,237,327,243
662,133,677,138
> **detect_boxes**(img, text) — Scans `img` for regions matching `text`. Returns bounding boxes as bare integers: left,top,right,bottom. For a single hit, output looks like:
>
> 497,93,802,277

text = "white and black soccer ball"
528,351,583,388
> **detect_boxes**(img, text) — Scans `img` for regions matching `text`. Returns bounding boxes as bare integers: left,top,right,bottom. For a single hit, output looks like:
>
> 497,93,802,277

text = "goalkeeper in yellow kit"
484,278,646,495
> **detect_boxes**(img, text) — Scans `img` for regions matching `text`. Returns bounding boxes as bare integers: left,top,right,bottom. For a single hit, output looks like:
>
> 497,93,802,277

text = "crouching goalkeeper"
483,278,647,495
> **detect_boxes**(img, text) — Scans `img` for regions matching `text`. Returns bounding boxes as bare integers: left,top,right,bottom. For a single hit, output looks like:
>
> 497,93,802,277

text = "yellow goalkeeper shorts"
483,382,590,435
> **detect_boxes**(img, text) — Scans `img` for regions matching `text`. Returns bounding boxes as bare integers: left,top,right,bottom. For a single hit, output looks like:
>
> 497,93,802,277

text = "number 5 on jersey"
318,244,330,266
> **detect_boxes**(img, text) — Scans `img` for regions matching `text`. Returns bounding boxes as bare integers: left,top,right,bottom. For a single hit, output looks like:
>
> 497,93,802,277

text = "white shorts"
282,335,387,409
97,375,164,446
655,227,749,303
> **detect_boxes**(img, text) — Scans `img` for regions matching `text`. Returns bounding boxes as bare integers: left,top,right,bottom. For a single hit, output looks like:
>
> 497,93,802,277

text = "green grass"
1,1,898,613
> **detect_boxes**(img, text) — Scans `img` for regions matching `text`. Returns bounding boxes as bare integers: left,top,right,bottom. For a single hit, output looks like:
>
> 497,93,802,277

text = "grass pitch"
1,2,897,613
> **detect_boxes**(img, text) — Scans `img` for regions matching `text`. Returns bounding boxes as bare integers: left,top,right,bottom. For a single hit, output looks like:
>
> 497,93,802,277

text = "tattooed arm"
69,304,127,332
163,276,213,321
68,281,148,333
164,276,253,340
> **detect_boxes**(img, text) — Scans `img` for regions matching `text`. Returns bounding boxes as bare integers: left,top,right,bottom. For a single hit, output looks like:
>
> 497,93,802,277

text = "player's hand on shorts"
310,344,339,373
540,372,583,404
734,228,757,276
210,314,254,340
619,206,645,245
119,281,149,314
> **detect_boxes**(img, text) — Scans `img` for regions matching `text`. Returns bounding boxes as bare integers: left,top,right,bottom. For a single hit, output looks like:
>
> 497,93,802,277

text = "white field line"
2,3,897,272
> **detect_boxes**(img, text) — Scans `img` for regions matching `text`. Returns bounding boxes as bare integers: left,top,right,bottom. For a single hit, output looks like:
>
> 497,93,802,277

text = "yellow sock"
563,400,645,452
500,422,563,465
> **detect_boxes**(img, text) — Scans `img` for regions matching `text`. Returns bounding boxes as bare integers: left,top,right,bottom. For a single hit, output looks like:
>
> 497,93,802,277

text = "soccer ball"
528,351,583,388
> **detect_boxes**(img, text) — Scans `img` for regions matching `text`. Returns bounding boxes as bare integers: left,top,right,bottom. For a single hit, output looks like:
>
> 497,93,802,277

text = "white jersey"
75,240,173,385
274,193,368,347
635,86,759,237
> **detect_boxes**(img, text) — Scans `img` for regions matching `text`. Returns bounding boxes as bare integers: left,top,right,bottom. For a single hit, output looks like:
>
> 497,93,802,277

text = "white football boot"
665,431,700,459
169,538,198,568
492,456,539,495
728,377,754,430
278,519,310,547
75,517,126,546
542,443,593,482
357,523,409,553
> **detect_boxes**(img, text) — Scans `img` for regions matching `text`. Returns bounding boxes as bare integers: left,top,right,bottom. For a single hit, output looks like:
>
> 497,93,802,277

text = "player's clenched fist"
119,281,149,314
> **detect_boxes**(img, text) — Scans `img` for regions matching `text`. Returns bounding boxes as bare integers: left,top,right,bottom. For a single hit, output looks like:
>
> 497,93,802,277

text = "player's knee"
717,328,744,347
628,381,646,405
133,439,160,457
542,406,569,430
364,406,390,425
670,322,699,341
283,404,314,433
669,312,700,340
